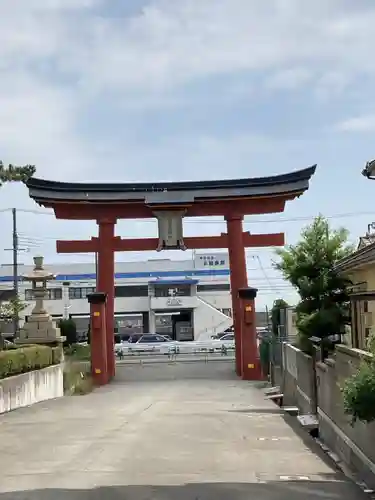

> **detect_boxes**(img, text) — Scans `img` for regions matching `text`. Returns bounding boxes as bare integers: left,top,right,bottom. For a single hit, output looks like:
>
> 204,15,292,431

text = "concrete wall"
0,364,64,414
316,345,375,488
281,343,316,415
279,342,375,485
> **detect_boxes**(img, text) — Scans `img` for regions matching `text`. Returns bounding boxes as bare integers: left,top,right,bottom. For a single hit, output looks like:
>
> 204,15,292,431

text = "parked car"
210,333,235,351
114,333,133,344
183,333,236,354
211,331,232,340
115,333,179,356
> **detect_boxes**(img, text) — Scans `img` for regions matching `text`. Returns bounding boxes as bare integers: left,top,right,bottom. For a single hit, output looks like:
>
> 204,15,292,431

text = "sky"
1,0,375,309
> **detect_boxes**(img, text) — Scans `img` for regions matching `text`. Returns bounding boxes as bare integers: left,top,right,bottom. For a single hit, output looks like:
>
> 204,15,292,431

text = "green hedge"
64,343,90,361
52,346,63,365
0,345,61,380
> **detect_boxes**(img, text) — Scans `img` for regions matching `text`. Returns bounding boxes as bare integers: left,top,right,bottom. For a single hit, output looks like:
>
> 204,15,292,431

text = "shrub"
52,346,63,364
58,318,78,346
341,332,375,424
342,359,375,424
63,363,93,395
3,341,18,350
0,345,57,379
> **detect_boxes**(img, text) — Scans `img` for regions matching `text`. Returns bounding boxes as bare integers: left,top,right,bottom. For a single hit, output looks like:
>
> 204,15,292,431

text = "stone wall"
279,342,375,486
0,364,64,414
281,343,316,414
316,345,375,488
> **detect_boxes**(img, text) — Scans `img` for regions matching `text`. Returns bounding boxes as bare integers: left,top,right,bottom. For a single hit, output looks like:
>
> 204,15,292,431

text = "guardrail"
115,343,235,364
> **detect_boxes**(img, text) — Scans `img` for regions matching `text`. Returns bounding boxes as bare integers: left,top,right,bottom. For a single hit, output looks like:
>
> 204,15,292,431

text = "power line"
4,208,375,225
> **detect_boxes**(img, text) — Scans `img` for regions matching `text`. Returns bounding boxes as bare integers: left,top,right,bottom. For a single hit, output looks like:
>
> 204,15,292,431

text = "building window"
69,287,95,300
197,284,230,292
25,288,63,301
154,284,191,297
115,285,149,297
364,301,369,313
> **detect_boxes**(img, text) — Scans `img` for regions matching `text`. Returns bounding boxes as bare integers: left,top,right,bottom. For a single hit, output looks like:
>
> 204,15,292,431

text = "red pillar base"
88,292,109,386
238,287,263,381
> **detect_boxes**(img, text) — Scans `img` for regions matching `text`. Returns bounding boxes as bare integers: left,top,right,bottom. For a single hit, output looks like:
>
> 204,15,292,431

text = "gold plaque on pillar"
153,210,187,251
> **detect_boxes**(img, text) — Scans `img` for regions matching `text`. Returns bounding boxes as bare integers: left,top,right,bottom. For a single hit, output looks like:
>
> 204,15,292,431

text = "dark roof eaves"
26,165,317,194
335,241,375,272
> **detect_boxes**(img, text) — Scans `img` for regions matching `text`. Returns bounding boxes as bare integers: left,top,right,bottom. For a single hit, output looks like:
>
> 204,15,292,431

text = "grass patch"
63,362,93,396
64,343,91,361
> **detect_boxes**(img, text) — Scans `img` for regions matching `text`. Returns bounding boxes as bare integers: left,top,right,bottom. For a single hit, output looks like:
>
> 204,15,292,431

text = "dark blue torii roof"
25,166,317,205
26,165,316,194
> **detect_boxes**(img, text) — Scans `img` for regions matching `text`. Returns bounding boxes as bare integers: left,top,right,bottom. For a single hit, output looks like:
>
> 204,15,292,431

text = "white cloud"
48,0,375,95
1,0,374,310
1,0,374,181
0,3,373,179
266,68,313,90
335,114,375,132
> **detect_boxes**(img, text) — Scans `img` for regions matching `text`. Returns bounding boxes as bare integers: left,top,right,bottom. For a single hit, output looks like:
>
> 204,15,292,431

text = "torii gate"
25,165,316,382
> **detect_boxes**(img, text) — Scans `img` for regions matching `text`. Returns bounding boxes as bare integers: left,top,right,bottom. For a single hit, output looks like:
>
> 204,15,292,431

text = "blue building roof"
148,279,199,285
0,268,230,283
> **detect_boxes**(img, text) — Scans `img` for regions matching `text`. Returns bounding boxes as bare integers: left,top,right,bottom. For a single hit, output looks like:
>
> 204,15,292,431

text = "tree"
0,162,35,185
0,296,27,322
273,215,354,351
0,296,27,349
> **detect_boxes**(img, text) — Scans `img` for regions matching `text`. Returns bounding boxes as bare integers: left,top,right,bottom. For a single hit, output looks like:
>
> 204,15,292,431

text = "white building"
0,252,233,341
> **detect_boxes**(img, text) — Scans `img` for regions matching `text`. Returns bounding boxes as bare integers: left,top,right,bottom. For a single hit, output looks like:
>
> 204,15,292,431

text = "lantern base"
17,313,65,345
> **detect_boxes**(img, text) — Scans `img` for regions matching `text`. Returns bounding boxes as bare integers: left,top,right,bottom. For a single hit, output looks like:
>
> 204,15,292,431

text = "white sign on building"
166,298,182,307
195,253,228,268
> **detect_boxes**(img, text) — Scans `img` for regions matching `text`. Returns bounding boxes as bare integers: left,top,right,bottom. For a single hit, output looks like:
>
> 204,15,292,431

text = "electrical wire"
1,207,359,302
3,207,375,224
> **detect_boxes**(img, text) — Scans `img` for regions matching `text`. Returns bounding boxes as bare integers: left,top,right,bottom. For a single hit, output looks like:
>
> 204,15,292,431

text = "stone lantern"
16,255,65,345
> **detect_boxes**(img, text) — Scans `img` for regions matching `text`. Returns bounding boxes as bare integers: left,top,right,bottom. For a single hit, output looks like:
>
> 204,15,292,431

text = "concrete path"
0,361,366,499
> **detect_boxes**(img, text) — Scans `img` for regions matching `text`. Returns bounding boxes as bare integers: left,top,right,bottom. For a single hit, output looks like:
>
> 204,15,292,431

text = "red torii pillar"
225,215,248,376
97,218,116,379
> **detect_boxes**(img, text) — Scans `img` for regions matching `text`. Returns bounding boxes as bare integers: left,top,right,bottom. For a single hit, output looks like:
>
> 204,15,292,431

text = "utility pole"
12,208,19,335
4,208,29,337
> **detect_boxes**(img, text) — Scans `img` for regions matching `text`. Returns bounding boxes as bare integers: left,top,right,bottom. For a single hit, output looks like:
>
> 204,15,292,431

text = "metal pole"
12,208,19,336
266,304,274,384
62,281,70,320
95,252,98,290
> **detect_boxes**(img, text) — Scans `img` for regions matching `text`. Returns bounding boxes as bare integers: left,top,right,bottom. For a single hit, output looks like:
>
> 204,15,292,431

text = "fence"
115,341,235,365
268,333,298,387
271,340,375,488
279,342,316,414
316,345,375,488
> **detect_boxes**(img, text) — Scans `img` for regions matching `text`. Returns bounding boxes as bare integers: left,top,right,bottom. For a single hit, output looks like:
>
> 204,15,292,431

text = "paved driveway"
0,360,366,499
